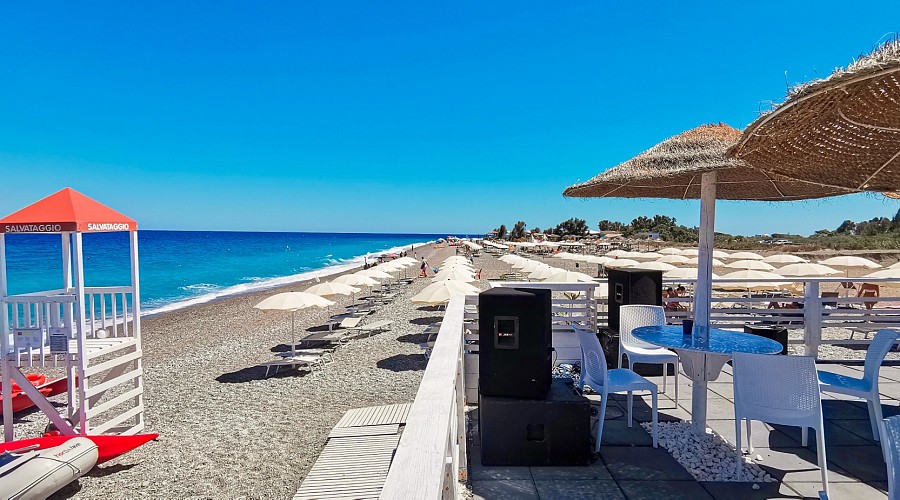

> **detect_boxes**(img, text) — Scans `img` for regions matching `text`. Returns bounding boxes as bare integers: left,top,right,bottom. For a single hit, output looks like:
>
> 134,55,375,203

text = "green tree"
496,224,508,239
555,218,589,236
509,221,527,240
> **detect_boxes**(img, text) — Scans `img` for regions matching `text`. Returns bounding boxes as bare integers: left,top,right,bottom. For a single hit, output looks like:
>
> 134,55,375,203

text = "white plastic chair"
882,415,900,500
733,352,828,496
576,328,658,452
818,329,899,442
618,304,679,405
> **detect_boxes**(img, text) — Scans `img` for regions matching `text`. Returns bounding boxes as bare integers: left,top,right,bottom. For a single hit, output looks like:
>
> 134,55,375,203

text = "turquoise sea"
3,231,446,315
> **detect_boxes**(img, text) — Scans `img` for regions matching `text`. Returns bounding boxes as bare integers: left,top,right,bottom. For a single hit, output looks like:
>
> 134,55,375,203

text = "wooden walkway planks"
334,403,411,428
294,404,410,500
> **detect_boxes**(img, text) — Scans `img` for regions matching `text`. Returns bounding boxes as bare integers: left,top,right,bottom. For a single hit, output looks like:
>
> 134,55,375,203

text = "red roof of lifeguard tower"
0,188,137,233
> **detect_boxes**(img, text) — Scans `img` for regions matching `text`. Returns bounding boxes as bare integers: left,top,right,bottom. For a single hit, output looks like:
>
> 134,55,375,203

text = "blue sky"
1,1,898,235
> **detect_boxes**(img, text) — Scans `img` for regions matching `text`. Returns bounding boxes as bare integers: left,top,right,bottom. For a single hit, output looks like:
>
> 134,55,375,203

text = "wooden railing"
381,293,468,499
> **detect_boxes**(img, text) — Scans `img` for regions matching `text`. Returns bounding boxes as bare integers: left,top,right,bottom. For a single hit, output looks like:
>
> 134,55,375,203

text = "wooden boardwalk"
294,403,411,500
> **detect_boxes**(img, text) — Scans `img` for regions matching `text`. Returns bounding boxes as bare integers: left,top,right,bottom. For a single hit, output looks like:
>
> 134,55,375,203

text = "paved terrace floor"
469,361,899,499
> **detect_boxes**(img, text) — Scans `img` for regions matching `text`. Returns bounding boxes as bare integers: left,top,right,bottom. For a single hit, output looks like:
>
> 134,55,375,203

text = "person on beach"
420,258,429,277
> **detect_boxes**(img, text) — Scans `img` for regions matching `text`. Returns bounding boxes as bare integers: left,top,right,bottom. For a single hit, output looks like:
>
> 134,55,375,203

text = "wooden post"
694,172,717,333
0,233,13,440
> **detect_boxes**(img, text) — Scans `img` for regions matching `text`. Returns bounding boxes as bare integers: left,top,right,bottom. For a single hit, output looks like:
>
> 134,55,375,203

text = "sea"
3,231,449,316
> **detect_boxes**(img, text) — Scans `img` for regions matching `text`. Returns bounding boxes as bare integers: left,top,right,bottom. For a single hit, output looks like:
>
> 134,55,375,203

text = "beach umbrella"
889,262,900,270
553,252,577,259
658,247,682,255
862,269,900,287
358,268,395,280
819,256,882,269
664,267,720,280
727,251,764,261
443,256,469,264
684,257,725,267
776,263,841,277
498,254,520,264
563,123,850,435
333,273,380,287
303,282,360,297
410,280,480,305
631,252,662,260
629,261,677,272
516,260,546,273
677,248,699,257
254,292,335,357
528,266,563,280
716,270,791,291
584,255,614,265
731,39,900,192
724,259,776,271
605,249,632,258
656,254,691,265
763,254,807,264
605,258,640,268
543,270,596,283
712,250,731,259
432,268,476,282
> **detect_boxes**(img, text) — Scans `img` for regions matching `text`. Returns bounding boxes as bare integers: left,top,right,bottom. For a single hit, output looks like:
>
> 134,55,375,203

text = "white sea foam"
141,240,434,317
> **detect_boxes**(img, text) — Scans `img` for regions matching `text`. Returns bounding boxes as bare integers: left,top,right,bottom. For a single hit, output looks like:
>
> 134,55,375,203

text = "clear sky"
1,1,898,235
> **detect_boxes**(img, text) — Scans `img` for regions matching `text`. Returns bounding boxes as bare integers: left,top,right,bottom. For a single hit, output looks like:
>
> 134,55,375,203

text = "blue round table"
632,325,783,435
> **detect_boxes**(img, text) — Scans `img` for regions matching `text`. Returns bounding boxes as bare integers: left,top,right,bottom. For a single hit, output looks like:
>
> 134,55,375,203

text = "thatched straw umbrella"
564,123,853,436
730,39,900,192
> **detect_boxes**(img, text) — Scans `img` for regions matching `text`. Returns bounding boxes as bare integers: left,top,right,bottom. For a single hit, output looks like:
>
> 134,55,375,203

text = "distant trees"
509,221,527,240
554,218,589,237
596,215,699,243
496,224,508,239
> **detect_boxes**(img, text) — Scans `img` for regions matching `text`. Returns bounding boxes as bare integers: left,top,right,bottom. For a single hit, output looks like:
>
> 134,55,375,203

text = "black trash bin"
744,324,788,355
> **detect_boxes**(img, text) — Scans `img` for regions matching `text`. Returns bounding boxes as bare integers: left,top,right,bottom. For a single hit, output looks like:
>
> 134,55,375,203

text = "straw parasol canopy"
563,124,852,200
730,39,900,192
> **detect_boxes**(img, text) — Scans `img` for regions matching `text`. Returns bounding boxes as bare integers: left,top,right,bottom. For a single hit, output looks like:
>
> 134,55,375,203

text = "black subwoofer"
607,268,663,332
479,379,591,466
478,287,552,399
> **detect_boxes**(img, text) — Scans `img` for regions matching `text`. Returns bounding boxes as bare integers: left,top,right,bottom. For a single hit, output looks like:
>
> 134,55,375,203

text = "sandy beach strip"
22,243,495,499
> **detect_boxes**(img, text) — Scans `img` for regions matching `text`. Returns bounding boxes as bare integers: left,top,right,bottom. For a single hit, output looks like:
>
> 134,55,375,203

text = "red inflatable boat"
0,433,158,464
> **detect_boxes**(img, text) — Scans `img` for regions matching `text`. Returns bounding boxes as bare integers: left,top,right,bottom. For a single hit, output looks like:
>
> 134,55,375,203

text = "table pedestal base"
676,350,730,435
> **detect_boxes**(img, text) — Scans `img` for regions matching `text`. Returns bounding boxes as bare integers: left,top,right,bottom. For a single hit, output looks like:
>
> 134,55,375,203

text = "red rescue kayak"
0,387,53,414
0,433,158,464
0,374,68,415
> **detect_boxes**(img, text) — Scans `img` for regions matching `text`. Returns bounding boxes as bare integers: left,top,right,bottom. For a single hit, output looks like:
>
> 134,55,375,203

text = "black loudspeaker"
744,324,789,355
479,379,591,466
478,287,552,399
607,268,663,332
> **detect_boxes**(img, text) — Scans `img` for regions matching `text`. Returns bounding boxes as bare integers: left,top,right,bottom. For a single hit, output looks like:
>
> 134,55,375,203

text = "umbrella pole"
690,171,717,436
291,311,296,357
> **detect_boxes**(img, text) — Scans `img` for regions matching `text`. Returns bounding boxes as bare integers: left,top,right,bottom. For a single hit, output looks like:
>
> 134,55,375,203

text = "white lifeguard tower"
0,188,145,441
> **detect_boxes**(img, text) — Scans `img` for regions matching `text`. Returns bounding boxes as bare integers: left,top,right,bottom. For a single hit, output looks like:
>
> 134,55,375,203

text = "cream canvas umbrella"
863,268,900,287
443,256,470,264
517,260,546,273
632,252,663,260
630,261,677,272
333,273,380,287
685,256,725,267
727,251,764,261
432,268,476,282
763,254,807,264
254,292,335,357
776,263,841,277
819,256,882,269
678,248,699,257
712,250,731,259
304,282,361,297
543,270,595,282
889,262,900,270
665,267,720,280
410,280,480,305
724,259,777,271
605,259,640,268
658,247,681,255
716,270,791,291
528,266,563,280
585,255,614,265
657,254,691,265
358,268,395,280
606,249,632,258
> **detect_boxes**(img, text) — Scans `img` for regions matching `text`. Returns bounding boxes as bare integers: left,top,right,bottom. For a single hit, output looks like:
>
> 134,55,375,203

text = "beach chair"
345,320,394,338
260,355,324,377
882,415,900,500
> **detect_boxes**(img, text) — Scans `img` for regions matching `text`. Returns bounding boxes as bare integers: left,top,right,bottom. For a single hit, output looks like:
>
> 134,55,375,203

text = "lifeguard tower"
0,188,145,441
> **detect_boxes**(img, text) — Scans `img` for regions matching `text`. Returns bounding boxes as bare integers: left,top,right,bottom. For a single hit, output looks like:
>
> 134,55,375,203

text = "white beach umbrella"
410,280,480,305
605,259,640,268
443,256,469,264
517,260,546,273
528,266,563,280
254,292,336,357
432,268,476,282
763,254,808,264
396,256,418,264
630,261,677,272
585,255,614,265
888,261,900,270
510,258,534,269
333,273,380,287
656,254,691,265
304,282,360,297
631,252,663,260
677,248,699,257
726,251,765,261
664,267,720,280
684,257,725,267
543,270,596,283
658,247,682,255
605,249,632,258
862,269,900,287
819,256,882,269
712,250,731,259
498,254,520,264
776,263,841,277
358,268,395,280
724,260,777,271
716,270,791,291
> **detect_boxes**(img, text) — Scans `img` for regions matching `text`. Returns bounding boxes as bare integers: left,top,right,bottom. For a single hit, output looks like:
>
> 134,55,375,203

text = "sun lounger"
345,319,394,337
276,348,335,363
260,355,324,377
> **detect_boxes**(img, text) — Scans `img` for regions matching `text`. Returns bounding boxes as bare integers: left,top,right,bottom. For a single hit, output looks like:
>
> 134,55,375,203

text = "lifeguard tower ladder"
0,188,145,441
